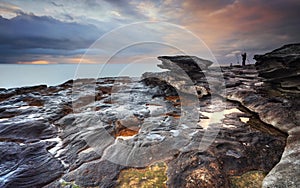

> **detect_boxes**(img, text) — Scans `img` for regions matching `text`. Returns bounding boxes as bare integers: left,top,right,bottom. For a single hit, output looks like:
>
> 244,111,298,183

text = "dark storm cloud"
0,13,102,50
0,13,103,63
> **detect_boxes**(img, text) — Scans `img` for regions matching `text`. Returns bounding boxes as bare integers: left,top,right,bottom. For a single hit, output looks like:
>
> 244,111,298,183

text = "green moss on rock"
117,162,167,188
60,179,81,188
230,171,266,188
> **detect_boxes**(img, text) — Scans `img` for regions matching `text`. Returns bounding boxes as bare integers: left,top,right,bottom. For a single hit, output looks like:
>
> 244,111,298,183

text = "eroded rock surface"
253,44,300,188
254,43,300,94
0,49,298,187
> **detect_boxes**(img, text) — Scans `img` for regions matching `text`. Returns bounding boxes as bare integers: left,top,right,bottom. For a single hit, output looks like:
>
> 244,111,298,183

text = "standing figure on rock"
241,52,247,66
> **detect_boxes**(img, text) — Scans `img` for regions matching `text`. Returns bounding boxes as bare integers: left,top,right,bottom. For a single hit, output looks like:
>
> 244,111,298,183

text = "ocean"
0,63,163,89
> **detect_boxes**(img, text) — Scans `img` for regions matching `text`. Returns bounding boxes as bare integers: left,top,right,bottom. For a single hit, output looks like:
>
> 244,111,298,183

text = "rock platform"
0,44,299,187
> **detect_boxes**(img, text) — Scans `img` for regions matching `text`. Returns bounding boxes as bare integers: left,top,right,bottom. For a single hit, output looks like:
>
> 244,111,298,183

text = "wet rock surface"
0,47,298,187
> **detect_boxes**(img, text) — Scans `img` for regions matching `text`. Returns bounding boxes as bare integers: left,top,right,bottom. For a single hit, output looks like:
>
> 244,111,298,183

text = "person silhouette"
241,52,247,66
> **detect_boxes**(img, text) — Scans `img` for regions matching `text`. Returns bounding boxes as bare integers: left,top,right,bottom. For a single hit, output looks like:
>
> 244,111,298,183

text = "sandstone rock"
157,55,213,71
254,43,300,95
0,49,298,187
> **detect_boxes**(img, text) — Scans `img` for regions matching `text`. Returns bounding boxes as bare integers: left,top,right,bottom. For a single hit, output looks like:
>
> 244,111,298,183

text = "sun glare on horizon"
18,60,53,64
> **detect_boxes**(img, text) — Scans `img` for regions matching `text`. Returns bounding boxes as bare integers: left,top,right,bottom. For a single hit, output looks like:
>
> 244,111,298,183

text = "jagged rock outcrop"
157,55,213,72
254,43,300,94
252,44,300,188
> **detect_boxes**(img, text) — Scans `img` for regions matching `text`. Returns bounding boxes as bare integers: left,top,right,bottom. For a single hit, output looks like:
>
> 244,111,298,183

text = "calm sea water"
0,64,162,89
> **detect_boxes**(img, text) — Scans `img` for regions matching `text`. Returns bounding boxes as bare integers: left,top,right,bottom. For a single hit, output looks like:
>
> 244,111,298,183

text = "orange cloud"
69,57,96,64
18,60,53,64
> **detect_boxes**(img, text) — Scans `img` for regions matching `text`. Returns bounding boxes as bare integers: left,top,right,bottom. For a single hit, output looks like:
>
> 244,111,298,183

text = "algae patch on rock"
116,162,167,188
230,171,266,188
60,180,81,188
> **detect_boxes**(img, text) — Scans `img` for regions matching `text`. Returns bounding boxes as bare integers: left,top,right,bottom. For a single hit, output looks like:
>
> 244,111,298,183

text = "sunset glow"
18,60,52,64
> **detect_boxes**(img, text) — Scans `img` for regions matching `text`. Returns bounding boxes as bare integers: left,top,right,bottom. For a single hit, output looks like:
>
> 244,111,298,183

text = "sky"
0,0,299,65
